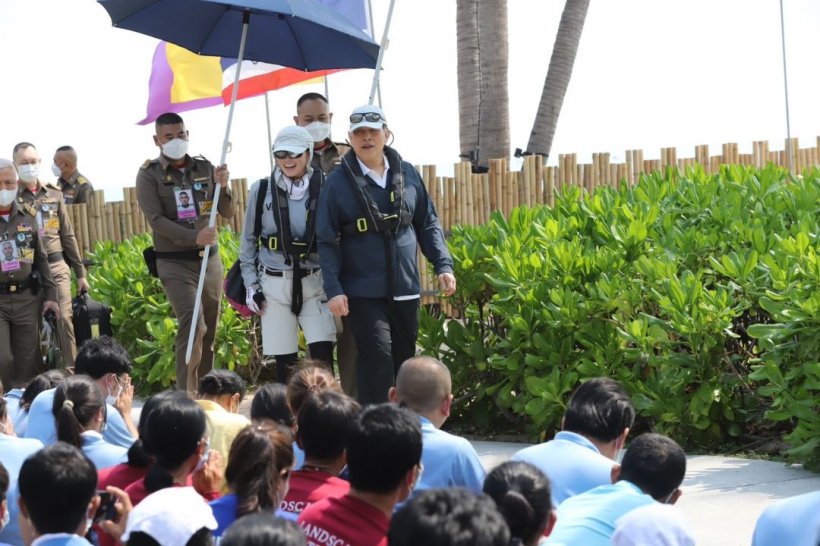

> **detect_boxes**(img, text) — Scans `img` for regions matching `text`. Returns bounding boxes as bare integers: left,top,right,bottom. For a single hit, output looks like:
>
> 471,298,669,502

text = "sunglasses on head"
350,112,385,124
273,150,306,160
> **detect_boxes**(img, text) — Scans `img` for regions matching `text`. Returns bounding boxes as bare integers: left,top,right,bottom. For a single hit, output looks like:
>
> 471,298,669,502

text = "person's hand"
77,277,90,294
327,295,349,317
246,287,265,315
196,226,217,246
43,300,60,320
215,164,229,188
192,450,224,497
114,377,134,417
99,486,133,543
437,272,457,296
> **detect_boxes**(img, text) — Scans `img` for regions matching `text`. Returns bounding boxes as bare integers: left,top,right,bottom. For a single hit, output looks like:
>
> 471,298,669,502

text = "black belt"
47,252,64,263
155,246,218,261
0,279,30,294
261,266,320,278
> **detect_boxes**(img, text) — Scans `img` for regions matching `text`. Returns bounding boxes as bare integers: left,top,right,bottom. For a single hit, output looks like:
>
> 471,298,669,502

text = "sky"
1,0,820,201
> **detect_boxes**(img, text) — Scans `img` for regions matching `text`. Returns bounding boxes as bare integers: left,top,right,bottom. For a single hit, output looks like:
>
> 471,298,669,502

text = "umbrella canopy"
98,0,380,71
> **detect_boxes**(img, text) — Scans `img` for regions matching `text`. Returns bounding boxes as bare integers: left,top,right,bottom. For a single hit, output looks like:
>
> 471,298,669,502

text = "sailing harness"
340,149,412,300
258,169,323,315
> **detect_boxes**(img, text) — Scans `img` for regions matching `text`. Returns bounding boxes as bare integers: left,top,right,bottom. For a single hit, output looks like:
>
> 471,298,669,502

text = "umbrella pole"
265,92,274,171
366,0,382,107
368,0,397,106
185,10,251,365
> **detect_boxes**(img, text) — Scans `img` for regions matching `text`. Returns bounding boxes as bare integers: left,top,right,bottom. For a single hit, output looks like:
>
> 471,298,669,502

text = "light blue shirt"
752,490,820,546
3,389,23,424
512,431,616,506
416,416,485,493
30,534,93,546
0,433,44,546
81,431,128,470
545,480,655,546
293,441,305,469
23,389,135,448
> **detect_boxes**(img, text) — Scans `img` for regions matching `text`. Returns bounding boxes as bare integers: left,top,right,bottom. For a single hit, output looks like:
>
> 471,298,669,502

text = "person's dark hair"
562,377,635,442
250,383,295,426
12,142,35,156
618,433,686,501
127,528,212,546
296,92,328,108
286,365,340,417
75,336,133,379
20,370,66,412
126,390,175,468
56,145,75,153
18,443,97,535
0,461,8,503
221,512,305,546
0,398,6,423
141,391,207,493
155,112,185,128
347,404,421,494
297,391,360,461
198,369,247,400
389,488,510,546
484,461,552,546
225,426,281,517
262,422,295,475
53,375,105,449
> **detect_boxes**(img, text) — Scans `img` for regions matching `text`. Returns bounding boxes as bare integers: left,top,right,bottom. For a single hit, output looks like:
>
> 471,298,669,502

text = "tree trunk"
526,0,590,161
457,0,509,168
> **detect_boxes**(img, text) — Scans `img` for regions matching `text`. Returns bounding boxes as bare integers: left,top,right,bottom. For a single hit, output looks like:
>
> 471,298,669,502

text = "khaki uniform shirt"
58,171,94,205
16,183,86,278
0,200,57,301
313,140,350,176
136,154,235,253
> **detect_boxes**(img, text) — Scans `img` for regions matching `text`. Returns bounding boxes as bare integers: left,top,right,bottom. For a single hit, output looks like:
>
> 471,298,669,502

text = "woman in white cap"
239,126,336,383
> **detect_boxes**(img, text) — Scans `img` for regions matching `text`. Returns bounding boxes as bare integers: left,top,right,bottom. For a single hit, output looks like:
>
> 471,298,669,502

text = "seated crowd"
0,337,817,546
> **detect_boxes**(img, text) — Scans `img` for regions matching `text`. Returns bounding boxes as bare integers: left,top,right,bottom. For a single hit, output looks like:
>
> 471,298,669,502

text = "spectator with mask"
53,375,128,470
388,356,484,493
483,461,556,546
17,443,100,546
0,398,43,546
388,488,510,546
280,391,360,516
546,433,687,546
297,404,422,546
512,377,634,506
12,370,65,436
26,336,137,447
221,513,305,546
196,369,250,464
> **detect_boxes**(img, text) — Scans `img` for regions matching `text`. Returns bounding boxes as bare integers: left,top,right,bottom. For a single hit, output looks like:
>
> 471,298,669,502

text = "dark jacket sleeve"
34,231,57,302
316,176,344,299
408,164,453,275
56,199,86,278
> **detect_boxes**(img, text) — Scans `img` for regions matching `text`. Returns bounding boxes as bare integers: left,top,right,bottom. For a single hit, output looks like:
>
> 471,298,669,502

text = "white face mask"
17,164,39,183
51,162,62,177
161,138,189,160
105,376,123,406
0,189,16,207
303,121,331,143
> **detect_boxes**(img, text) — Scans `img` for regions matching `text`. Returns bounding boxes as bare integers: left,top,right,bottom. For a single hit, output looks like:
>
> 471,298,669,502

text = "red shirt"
124,474,219,506
280,468,350,515
298,494,389,546
97,464,149,546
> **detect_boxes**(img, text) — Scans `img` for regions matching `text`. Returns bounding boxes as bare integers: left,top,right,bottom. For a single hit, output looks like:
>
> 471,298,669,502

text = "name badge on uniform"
1,239,21,272
175,188,197,220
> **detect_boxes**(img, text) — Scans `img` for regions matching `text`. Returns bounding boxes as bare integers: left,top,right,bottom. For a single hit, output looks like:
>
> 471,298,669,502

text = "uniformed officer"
294,92,358,397
52,146,94,205
13,142,88,369
0,158,59,390
136,112,234,392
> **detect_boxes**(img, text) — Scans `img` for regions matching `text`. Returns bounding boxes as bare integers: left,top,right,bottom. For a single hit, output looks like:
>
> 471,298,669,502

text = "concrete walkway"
471,441,820,546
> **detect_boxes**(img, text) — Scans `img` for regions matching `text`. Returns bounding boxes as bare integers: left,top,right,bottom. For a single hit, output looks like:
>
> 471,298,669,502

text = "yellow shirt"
195,399,250,467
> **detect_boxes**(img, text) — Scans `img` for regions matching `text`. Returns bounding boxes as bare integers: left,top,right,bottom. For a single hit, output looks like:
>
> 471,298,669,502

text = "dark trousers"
348,297,419,405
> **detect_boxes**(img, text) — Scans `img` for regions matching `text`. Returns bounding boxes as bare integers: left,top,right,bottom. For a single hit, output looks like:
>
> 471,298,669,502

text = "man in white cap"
316,105,456,405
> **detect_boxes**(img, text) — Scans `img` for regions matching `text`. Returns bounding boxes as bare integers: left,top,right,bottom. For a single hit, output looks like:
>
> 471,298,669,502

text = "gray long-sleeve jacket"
239,168,320,290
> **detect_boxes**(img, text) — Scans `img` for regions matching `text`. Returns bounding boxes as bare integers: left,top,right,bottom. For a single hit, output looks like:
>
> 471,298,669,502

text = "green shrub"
418,164,819,468
87,229,256,393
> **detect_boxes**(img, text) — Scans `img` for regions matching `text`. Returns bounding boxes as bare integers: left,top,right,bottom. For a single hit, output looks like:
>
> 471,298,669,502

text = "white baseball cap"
349,104,387,132
273,125,313,155
121,487,218,546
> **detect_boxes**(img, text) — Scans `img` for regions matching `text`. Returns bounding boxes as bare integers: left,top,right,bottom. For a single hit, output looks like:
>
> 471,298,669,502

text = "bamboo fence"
67,137,820,313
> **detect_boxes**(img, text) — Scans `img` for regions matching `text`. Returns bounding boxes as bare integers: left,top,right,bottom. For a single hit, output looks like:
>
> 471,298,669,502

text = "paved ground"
471,441,820,546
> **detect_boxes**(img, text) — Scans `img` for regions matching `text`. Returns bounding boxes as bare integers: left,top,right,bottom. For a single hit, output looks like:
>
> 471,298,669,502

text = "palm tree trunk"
526,0,590,161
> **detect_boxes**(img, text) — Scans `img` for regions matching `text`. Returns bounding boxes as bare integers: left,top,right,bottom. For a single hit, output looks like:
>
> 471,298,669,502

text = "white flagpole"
366,0,382,107
368,0,397,106
779,0,793,174
185,11,250,365
264,92,274,171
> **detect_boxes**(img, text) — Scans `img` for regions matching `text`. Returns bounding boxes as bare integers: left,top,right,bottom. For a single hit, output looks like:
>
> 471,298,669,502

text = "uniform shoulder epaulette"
193,154,211,164
141,159,158,170
46,183,62,193
77,176,88,185
23,203,37,217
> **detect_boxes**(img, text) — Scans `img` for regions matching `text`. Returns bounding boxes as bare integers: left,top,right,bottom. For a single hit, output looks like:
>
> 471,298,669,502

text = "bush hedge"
417,164,820,470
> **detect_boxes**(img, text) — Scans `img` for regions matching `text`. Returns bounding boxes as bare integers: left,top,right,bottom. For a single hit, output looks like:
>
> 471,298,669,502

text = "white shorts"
259,268,337,356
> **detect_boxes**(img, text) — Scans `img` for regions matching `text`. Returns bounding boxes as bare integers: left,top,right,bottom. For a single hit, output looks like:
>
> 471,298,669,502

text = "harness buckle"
356,218,368,233
9,285,16,293
268,237,278,250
